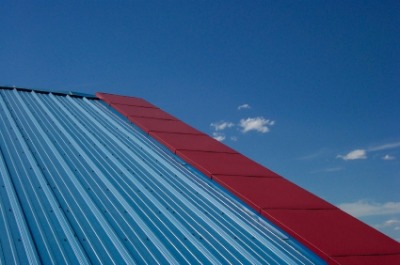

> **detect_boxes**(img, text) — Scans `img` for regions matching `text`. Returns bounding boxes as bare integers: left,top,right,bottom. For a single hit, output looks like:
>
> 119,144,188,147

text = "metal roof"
99,92,400,265
0,88,325,264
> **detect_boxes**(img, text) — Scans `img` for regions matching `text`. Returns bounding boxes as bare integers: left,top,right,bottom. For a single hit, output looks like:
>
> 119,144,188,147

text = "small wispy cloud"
338,200,400,217
382,154,396,160
376,219,400,230
239,117,275,133
210,121,234,131
369,142,400,152
337,141,400,161
230,136,238,142
238,103,251,110
374,219,400,242
212,132,225,142
337,149,367,161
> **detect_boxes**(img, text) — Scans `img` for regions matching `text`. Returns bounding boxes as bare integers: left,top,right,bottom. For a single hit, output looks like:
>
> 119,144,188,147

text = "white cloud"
239,117,275,133
337,149,367,160
383,154,396,160
230,136,238,142
214,136,225,141
374,219,400,242
369,142,400,151
238,104,251,110
210,121,234,131
378,219,400,230
337,141,400,161
338,200,400,217
212,132,225,142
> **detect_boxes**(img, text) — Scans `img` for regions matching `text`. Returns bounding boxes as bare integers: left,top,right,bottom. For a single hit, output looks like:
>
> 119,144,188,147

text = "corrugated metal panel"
0,88,325,264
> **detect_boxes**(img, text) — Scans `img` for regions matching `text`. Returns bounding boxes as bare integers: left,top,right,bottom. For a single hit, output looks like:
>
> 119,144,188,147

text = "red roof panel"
176,150,281,178
126,117,203,134
261,209,400,258
213,175,334,212
332,254,400,265
149,132,237,154
97,92,157,108
111,104,176,120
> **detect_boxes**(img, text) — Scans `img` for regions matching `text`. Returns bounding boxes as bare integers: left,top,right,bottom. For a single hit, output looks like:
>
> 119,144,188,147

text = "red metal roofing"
97,92,157,108
111,103,176,120
124,116,203,134
176,150,281,178
98,92,400,265
332,254,400,265
150,132,237,154
261,209,400,263
212,175,334,212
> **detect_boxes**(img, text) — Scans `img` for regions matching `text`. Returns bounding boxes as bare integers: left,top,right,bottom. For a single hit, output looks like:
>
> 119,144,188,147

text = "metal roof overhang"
0,88,325,264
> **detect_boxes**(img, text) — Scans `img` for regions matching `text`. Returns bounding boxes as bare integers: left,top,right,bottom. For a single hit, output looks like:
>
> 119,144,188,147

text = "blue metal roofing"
0,88,325,264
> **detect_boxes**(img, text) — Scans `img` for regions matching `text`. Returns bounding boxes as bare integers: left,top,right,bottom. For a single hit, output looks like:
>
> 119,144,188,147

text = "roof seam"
149,130,203,135
175,149,237,154
211,174,280,179
262,207,336,210
150,131,205,135
128,116,176,120
111,103,159,109
332,252,400,257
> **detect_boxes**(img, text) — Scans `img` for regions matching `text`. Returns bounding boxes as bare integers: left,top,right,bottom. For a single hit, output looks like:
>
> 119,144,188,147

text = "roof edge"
0,86,98,99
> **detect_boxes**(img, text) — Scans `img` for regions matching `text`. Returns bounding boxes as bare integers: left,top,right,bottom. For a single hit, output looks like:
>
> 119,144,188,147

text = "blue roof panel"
0,88,325,264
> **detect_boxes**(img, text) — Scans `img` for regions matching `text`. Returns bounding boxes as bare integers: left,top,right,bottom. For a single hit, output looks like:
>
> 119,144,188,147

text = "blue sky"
1,1,399,241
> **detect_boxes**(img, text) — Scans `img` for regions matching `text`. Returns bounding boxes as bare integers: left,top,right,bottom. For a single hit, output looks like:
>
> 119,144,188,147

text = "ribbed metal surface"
0,88,325,264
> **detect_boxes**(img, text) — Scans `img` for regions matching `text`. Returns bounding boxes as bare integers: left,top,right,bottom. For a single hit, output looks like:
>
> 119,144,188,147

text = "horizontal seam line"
332,252,400,258
212,173,281,177
128,115,176,120
175,148,237,154
149,131,203,135
112,104,158,109
261,207,335,210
